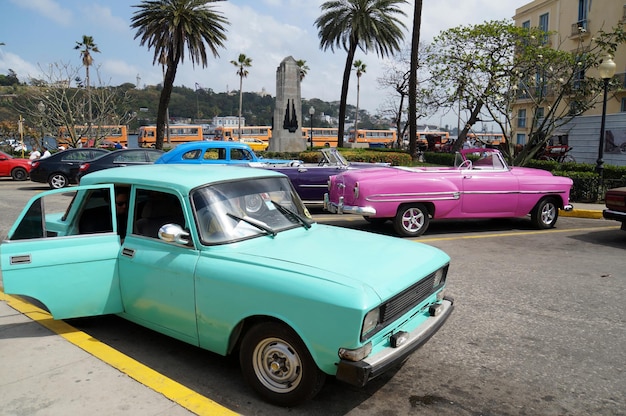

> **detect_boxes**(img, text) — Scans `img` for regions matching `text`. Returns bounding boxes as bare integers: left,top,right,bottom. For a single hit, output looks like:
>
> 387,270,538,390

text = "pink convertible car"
324,148,574,237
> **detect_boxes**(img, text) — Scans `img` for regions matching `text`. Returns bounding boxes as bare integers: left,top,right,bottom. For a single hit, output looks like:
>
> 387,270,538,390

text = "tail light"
31,161,40,169
79,163,90,172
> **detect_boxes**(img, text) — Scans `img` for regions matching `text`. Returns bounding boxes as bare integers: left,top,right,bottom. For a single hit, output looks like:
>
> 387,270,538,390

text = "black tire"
393,203,430,237
531,198,559,229
239,322,326,407
48,173,69,189
11,167,28,181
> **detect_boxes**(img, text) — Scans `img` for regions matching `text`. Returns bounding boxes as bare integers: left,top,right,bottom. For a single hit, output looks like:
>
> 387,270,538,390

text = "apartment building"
513,0,626,165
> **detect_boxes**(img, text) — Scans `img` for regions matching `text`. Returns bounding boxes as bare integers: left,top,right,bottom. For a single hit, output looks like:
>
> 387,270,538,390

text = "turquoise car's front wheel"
239,322,326,406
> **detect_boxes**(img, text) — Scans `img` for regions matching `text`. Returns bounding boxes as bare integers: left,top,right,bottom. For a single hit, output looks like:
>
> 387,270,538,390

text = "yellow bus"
467,132,506,146
138,124,204,147
57,125,128,148
348,129,397,147
214,126,272,143
301,127,339,147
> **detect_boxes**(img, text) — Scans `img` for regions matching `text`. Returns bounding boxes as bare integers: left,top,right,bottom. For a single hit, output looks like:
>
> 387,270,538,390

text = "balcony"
570,20,590,37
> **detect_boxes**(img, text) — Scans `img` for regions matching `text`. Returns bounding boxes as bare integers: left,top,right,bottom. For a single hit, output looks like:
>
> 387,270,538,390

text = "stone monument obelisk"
269,56,306,152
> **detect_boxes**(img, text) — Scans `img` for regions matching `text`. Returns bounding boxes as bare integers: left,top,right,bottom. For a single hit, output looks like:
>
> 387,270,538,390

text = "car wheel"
239,322,326,407
531,198,558,229
393,203,430,237
11,167,28,181
48,173,69,189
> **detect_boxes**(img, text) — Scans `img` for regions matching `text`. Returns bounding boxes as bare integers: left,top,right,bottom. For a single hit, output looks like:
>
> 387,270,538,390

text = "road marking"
0,291,240,416
416,225,619,242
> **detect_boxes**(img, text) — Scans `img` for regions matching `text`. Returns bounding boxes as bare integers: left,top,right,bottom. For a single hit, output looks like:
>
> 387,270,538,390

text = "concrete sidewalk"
0,203,607,416
0,292,237,416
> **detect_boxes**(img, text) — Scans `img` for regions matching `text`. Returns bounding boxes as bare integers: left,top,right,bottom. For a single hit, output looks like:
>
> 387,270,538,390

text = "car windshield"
192,176,313,244
322,148,349,166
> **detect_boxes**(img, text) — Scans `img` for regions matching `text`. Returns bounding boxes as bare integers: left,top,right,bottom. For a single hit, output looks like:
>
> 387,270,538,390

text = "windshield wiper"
226,212,277,237
271,201,312,229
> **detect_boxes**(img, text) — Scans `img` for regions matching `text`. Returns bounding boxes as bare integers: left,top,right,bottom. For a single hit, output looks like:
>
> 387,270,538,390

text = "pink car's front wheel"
393,203,430,237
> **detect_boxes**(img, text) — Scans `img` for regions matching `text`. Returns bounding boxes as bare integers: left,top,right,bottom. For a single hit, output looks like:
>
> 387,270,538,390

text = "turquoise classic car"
1,164,453,406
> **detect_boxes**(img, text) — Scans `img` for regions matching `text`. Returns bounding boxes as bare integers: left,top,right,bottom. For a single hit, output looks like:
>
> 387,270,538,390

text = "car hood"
210,224,450,303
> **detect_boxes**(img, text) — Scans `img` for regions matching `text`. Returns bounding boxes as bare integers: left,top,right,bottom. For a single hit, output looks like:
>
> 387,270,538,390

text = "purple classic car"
325,148,574,237
263,147,389,205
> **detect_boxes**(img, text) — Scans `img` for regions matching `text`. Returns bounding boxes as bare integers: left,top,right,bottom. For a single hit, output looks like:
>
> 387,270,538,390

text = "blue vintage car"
263,147,390,205
1,164,453,406
154,140,295,165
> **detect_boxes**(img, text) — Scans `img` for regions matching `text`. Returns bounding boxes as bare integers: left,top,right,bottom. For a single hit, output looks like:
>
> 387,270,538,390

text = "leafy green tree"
230,53,252,140
74,35,100,132
315,0,407,147
131,0,228,150
352,60,366,132
425,20,626,165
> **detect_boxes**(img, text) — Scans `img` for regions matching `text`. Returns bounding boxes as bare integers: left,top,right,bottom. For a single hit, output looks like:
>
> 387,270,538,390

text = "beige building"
512,0,626,150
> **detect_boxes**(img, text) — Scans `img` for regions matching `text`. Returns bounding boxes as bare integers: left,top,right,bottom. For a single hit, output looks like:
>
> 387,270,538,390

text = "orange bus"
214,126,272,142
348,129,397,147
57,125,128,148
302,127,339,147
467,132,506,146
138,124,204,147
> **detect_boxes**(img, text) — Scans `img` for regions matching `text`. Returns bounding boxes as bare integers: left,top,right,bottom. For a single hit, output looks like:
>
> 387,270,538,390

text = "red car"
603,187,626,230
0,150,31,181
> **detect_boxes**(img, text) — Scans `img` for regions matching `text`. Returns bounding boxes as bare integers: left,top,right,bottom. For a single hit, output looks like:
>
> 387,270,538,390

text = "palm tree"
408,0,423,159
353,60,366,132
315,0,407,147
74,35,100,136
296,59,310,81
230,53,252,141
131,0,228,150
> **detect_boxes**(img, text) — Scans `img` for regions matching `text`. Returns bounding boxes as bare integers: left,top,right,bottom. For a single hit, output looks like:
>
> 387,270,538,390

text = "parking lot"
1,178,625,415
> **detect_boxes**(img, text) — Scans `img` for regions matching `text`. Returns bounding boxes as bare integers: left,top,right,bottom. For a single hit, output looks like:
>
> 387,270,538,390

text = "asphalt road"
1,179,625,415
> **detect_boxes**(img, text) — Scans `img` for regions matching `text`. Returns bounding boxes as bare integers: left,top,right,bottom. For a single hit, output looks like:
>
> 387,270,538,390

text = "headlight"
432,266,447,288
361,307,380,338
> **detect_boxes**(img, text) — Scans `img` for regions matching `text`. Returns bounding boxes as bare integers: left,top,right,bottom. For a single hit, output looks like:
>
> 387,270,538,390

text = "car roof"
79,163,286,193
90,148,163,160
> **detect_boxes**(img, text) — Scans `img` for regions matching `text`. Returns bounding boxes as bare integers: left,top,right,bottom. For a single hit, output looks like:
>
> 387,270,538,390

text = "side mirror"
158,223,190,245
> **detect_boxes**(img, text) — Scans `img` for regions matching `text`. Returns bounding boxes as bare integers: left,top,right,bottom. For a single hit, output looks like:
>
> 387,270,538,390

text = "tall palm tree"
74,35,100,136
353,60,366,132
408,0,423,159
131,0,228,150
296,59,310,81
315,0,407,147
230,53,252,141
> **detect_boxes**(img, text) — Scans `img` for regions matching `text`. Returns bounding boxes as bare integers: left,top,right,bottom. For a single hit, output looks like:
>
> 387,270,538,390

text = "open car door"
1,185,123,319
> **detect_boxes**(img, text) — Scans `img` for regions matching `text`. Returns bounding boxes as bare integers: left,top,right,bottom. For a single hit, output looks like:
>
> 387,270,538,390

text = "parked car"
155,141,295,166
76,148,163,181
263,147,390,205
29,148,109,189
603,186,626,230
325,148,574,237
238,137,268,152
1,164,453,406
0,150,31,181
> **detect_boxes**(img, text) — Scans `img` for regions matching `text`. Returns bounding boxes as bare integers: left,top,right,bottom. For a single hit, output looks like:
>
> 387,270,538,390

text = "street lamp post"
309,106,315,150
595,55,616,196
37,101,46,150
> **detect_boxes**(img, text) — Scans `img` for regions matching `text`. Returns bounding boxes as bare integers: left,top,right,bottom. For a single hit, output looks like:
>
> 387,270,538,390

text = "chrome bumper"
336,297,454,387
563,204,573,211
323,193,376,215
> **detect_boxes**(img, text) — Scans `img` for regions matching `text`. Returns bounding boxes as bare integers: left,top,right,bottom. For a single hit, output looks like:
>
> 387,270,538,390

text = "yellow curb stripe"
0,291,239,416
415,225,619,242
559,209,603,219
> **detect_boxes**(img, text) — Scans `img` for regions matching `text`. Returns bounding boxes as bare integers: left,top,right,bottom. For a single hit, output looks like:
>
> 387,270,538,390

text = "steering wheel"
458,159,473,170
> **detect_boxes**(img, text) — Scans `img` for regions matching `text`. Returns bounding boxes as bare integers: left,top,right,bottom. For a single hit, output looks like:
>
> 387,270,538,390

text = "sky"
0,0,527,128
